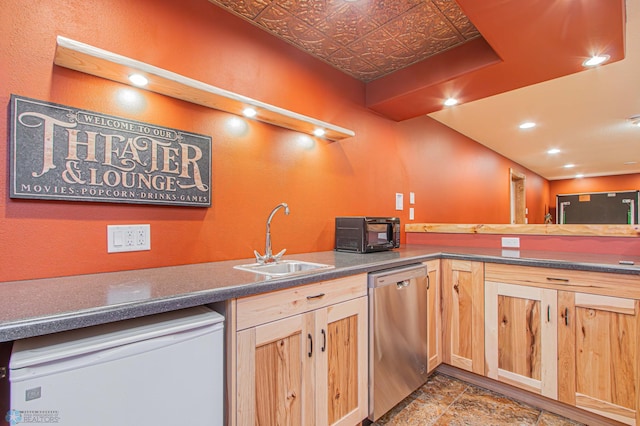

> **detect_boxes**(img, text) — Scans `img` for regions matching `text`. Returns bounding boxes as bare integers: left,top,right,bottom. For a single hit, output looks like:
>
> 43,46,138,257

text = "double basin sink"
234,260,334,277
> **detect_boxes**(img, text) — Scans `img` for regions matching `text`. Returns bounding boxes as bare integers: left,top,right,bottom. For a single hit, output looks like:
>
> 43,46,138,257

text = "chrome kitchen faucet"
254,202,289,264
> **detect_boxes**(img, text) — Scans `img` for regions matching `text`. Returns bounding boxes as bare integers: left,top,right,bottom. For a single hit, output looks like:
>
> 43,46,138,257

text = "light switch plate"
409,207,415,220
395,193,404,210
108,224,150,253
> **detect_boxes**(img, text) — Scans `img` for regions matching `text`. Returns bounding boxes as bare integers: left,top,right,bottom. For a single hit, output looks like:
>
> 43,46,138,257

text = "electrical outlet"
108,225,150,253
126,230,135,246
136,228,146,246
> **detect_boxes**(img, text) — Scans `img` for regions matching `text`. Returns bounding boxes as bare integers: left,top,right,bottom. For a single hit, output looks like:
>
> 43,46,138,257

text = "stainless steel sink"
234,260,334,276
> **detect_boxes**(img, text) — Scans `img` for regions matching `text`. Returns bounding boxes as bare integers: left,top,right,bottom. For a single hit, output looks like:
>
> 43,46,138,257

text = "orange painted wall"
0,0,549,282
396,116,549,224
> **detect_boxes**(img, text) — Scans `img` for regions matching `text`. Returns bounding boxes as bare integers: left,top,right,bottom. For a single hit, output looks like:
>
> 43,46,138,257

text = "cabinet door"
485,281,557,398
442,259,484,374
237,313,315,426
315,296,368,426
558,292,639,425
425,260,441,372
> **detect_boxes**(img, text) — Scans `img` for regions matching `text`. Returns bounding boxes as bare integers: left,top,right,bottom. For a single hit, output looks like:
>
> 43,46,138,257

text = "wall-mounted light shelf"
53,36,355,141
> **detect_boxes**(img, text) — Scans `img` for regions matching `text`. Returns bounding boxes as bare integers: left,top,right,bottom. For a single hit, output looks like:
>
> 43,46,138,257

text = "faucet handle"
254,250,267,264
273,248,286,262
253,249,286,264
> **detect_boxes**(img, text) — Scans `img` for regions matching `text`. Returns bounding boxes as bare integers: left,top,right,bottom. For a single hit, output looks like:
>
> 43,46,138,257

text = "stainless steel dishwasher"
368,264,429,421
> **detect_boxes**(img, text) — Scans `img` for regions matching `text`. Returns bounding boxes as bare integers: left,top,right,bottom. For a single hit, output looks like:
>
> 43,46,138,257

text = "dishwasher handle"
368,265,427,288
396,280,410,289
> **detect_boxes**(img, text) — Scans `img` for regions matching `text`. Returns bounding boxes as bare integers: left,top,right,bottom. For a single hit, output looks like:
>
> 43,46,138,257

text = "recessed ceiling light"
313,128,326,137
564,164,575,168
242,107,257,118
519,121,536,129
547,148,560,154
444,98,458,107
624,161,638,165
582,54,610,67
575,174,584,178
128,74,148,87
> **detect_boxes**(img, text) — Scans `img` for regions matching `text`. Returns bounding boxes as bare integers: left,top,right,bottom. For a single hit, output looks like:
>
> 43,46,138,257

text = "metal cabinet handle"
546,277,570,283
547,305,550,322
321,329,326,352
306,293,325,300
308,333,313,357
426,274,430,290
565,307,569,326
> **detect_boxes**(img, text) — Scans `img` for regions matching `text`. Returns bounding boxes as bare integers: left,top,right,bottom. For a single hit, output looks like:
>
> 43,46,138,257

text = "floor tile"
433,385,540,426
376,374,468,425
537,411,584,426
373,373,584,426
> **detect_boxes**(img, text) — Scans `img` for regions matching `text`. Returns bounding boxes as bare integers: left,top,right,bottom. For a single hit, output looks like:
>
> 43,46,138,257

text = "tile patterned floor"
375,373,584,426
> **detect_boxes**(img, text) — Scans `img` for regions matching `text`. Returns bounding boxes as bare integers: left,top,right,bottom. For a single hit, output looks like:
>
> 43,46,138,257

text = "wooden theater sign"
9,95,211,207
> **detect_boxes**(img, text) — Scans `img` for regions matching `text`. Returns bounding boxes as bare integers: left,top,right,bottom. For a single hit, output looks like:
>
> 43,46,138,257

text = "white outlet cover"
108,224,150,253
501,237,520,248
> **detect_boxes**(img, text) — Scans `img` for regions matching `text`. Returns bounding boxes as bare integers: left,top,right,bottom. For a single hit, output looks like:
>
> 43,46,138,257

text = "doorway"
510,169,526,224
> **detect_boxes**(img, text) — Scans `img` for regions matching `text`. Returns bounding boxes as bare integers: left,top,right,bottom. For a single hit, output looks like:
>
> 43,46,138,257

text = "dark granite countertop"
1,244,639,342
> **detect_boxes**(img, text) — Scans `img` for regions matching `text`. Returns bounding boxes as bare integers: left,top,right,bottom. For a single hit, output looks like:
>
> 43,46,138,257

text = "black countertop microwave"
335,216,400,253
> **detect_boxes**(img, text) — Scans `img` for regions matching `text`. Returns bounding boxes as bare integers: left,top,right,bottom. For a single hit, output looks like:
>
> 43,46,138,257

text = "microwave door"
367,223,392,248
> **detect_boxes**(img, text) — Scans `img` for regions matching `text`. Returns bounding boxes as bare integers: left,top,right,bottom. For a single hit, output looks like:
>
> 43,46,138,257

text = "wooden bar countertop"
405,223,640,237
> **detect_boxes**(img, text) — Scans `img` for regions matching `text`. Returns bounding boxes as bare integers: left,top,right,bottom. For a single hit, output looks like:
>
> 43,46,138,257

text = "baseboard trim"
436,364,627,426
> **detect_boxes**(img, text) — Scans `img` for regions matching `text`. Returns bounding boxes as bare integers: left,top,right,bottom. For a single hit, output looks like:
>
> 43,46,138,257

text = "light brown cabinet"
225,258,640,425
485,263,640,426
234,274,368,426
441,259,484,375
484,280,558,399
237,311,313,424
558,292,640,426
424,260,441,372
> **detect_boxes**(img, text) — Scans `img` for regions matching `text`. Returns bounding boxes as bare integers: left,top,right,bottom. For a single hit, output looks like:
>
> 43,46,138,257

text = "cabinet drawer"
485,263,640,299
236,274,367,330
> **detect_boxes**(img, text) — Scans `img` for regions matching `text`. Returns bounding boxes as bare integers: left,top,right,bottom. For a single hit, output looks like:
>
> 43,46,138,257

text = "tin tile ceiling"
208,0,481,82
